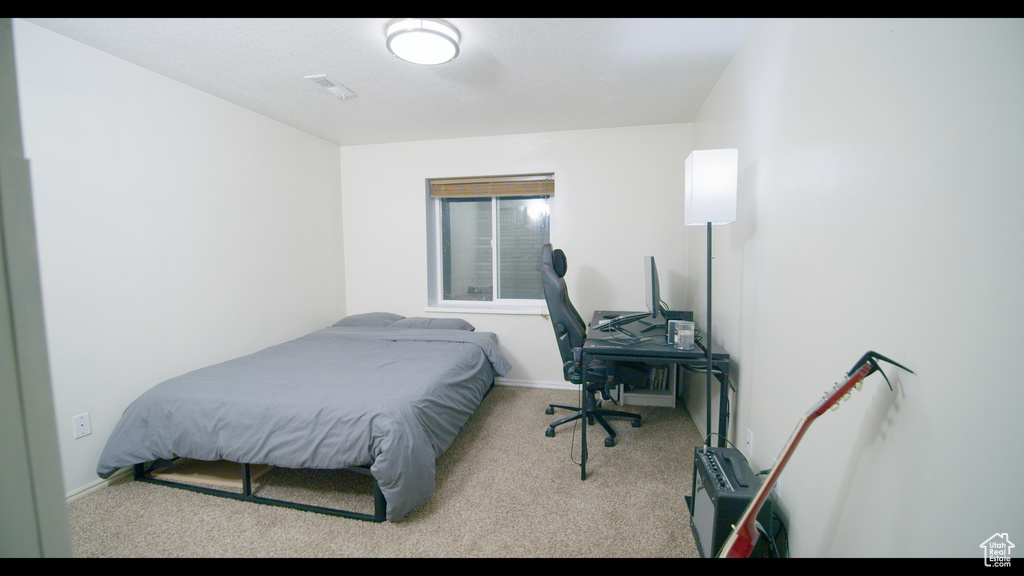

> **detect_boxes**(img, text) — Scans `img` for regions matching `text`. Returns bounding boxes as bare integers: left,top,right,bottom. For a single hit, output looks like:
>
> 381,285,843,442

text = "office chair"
540,244,641,449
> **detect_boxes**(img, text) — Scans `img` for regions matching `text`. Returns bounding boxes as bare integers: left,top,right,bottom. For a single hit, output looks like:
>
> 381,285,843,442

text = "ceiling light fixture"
385,18,460,65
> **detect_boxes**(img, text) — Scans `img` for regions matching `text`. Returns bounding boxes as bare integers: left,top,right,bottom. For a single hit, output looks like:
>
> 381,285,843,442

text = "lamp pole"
706,222,713,447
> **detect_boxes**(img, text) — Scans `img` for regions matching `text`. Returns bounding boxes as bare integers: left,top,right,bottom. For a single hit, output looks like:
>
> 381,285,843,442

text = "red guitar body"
717,351,913,558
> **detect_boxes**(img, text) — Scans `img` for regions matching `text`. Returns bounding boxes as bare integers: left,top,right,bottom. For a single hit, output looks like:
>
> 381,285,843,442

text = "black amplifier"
687,446,765,558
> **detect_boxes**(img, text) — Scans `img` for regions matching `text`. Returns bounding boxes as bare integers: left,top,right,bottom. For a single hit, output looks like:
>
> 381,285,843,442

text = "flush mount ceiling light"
385,18,460,65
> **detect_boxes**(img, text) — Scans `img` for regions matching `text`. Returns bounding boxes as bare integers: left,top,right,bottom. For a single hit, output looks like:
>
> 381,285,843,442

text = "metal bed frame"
129,383,495,523
133,460,387,522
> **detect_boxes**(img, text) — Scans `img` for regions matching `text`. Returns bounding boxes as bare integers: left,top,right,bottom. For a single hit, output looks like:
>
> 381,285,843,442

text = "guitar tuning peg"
842,392,851,402
830,403,841,411
855,381,863,391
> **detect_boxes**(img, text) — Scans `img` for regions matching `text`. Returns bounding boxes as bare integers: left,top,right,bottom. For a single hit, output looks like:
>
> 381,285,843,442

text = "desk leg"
717,366,730,448
580,377,588,480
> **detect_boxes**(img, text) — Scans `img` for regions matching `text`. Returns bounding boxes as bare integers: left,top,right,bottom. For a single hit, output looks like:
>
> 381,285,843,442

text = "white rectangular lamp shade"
684,148,738,226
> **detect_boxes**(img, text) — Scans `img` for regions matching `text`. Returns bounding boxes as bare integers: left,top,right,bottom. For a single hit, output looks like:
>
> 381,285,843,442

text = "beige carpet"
67,385,705,558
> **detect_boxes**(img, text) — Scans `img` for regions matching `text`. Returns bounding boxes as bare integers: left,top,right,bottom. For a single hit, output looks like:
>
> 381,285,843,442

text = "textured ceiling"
25,18,755,147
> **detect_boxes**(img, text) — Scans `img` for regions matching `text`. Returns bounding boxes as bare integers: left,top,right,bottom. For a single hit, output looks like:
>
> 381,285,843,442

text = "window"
426,173,552,313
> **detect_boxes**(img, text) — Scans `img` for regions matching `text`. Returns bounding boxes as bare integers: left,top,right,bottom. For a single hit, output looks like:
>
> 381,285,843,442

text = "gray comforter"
96,326,512,521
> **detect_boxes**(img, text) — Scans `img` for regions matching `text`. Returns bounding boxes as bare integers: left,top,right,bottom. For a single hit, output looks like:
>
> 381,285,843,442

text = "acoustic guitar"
717,351,914,558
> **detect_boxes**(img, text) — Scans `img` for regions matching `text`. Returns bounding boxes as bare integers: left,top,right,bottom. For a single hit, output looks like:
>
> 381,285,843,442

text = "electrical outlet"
73,412,91,439
745,428,754,457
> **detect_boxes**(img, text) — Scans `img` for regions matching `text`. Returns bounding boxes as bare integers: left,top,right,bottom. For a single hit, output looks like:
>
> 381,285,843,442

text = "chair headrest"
552,249,568,278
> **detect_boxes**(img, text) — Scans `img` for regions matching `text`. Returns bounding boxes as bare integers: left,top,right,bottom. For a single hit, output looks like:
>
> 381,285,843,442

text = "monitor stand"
637,316,666,334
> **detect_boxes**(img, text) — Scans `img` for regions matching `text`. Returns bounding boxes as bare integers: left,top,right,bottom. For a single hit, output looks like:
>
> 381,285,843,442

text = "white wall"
687,18,1024,556
13,20,346,495
338,124,692,385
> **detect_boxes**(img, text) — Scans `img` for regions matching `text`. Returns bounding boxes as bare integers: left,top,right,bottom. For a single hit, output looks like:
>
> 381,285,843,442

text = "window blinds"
429,173,554,199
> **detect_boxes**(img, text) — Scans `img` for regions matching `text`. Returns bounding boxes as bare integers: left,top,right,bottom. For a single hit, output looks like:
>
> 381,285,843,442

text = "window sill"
424,303,546,316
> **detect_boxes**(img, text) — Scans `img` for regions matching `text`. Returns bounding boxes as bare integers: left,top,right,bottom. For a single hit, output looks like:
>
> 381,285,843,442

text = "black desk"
579,310,731,479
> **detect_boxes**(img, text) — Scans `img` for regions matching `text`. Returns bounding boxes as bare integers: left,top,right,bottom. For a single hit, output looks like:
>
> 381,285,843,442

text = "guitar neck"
717,360,877,558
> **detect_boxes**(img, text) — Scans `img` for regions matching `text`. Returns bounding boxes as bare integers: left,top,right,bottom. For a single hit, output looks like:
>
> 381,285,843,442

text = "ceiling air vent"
304,74,355,99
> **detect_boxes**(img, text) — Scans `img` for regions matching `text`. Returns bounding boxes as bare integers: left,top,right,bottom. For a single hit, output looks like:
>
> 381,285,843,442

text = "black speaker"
686,446,777,558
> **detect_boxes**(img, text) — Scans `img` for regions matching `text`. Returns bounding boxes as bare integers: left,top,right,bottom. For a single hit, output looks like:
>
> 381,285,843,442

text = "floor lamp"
684,148,738,447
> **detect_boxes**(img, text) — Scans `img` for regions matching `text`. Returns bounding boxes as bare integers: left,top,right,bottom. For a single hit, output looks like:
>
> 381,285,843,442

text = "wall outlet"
73,412,91,439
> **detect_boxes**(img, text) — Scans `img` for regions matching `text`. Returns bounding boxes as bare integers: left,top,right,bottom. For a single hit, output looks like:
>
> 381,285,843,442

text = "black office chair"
541,244,641,449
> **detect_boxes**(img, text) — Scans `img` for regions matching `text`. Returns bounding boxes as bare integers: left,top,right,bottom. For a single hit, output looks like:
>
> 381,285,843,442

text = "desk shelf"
619,365,677,408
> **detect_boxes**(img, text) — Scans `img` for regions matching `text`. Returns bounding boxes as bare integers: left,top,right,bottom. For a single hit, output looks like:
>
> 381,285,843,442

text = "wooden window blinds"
428,173,554,199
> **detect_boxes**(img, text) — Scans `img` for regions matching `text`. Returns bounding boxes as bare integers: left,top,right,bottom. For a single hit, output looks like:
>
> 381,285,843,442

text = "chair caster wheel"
631,419,641,428
605,437,615,447
545,407,554,415
545,427,555,438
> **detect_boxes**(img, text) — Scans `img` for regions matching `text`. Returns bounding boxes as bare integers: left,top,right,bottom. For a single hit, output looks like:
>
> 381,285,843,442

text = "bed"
96,312,512,522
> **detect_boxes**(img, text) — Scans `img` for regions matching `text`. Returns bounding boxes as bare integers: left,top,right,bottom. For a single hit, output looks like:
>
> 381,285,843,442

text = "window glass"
442,198,492,301
497,196,550,300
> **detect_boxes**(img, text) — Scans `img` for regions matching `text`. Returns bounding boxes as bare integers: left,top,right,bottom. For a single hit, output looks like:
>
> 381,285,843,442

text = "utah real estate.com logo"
980,533,1013,567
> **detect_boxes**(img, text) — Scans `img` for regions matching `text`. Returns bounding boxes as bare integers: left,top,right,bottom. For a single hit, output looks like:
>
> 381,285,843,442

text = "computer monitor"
645,255,667,320
594,257,668,338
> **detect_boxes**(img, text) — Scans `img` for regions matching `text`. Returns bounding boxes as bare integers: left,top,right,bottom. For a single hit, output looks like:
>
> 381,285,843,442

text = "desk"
579,310,731,479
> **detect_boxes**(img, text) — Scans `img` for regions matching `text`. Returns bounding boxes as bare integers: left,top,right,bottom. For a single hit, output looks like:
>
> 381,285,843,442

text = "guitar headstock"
827,378,863,412
814,351,914,416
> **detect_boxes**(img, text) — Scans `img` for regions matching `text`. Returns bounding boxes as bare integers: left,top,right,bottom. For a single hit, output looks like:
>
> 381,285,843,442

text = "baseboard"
65,466,132,504
494,377,574,391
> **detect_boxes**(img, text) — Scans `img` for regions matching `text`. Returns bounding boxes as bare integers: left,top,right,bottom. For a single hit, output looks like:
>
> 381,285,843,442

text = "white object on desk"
671,320,695,350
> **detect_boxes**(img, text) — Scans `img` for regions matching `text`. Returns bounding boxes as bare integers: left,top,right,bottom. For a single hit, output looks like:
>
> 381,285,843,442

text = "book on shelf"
621,365,674,392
